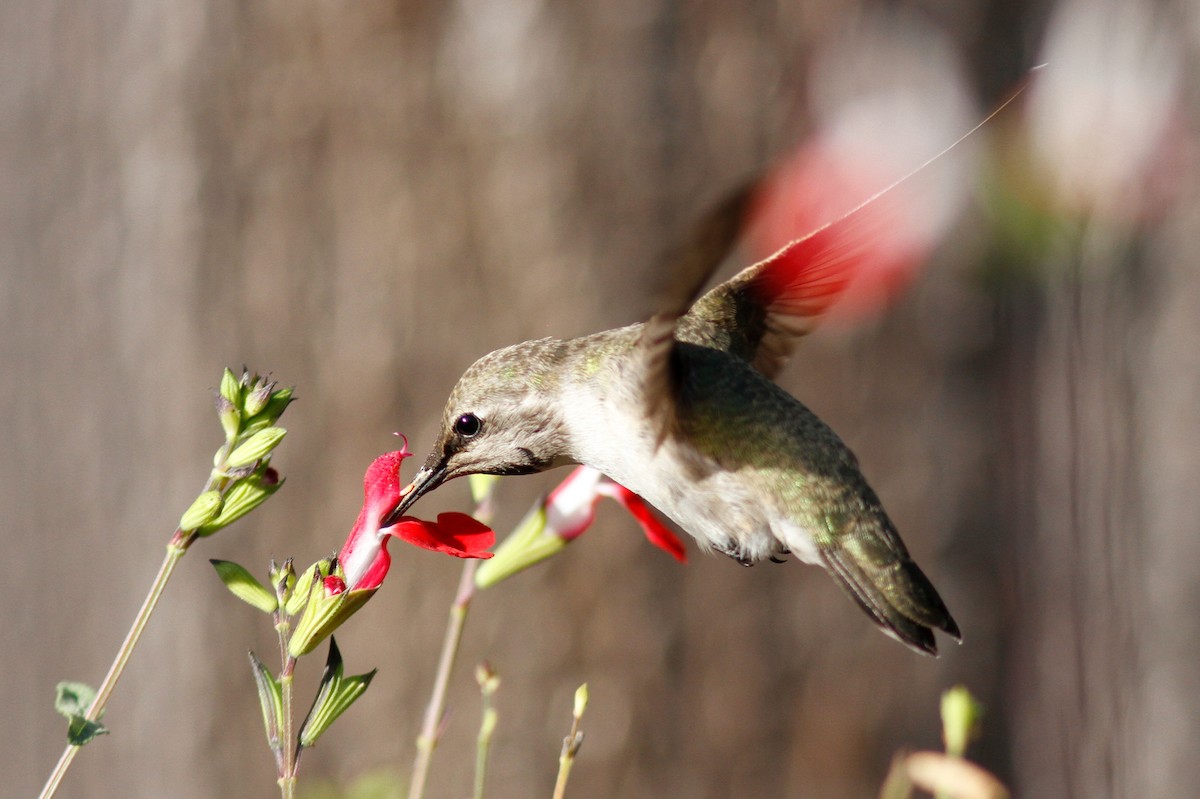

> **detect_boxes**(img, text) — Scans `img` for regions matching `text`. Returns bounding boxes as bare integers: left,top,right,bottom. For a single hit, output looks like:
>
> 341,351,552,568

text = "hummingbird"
384,172,962,655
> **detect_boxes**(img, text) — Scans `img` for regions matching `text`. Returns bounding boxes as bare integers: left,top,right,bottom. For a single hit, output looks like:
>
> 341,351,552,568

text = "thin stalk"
407,559,479,799
38,540,191,799
552,685,587,799
278,658,297,799
551,720,584,799
473,666,499,799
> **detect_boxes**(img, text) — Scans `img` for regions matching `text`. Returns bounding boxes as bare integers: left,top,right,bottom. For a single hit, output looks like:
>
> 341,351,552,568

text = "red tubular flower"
476,467,686,589
339,444,494,592
546,467,686,561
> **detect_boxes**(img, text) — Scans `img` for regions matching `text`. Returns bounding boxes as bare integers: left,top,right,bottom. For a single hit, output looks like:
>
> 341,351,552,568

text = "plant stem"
278,658,297,799
552,688,587,799
37,540,190,799
407,559,478,799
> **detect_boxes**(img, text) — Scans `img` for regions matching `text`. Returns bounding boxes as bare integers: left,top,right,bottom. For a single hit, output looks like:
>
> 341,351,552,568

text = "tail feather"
821,543,959,657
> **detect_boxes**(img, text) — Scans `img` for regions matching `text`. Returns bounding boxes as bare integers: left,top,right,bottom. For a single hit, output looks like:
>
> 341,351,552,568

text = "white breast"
559,379,819,564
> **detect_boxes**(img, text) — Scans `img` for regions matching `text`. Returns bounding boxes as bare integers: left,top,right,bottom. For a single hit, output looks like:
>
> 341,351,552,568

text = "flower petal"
545,466,604,540
597,482,687,562
390,513,495,559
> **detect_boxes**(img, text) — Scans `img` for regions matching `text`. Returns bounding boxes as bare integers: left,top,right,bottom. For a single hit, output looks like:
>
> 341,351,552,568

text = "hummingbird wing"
680,201,898,380
639,178,907,446
637,184,755,444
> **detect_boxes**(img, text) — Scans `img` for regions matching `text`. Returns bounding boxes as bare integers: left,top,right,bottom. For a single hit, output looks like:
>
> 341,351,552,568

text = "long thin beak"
380,462,447,528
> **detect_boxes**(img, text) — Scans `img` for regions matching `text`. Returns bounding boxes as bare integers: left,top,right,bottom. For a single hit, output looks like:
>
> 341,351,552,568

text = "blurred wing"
682,179,917,379
636,184,755,443
682,76,1033,380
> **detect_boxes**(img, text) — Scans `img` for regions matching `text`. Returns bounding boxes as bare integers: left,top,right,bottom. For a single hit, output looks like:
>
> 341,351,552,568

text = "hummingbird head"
381,338,572,526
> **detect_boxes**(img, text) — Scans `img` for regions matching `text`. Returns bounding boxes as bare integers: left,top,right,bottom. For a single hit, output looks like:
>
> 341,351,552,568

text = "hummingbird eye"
454,413,482,439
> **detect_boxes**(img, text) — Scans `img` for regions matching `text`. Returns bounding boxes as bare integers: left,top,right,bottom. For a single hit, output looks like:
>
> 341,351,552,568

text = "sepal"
297,638,376,747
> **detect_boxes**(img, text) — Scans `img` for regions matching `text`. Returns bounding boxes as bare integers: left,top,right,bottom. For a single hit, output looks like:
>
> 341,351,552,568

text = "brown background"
5,1,1199,797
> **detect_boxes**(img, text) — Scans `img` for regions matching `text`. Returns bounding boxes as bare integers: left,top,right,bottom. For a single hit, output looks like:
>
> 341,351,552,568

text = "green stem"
552,692,586,799
474,674,498,799
37,540,190,799
407,559,479,799
278,658,297,799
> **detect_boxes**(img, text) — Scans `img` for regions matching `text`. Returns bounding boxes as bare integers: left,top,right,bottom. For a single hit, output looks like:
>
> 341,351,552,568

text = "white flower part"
340,502,387,590
544,466,605,540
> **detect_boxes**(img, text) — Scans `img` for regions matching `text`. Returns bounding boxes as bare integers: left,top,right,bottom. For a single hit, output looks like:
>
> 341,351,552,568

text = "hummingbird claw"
769,555,788,564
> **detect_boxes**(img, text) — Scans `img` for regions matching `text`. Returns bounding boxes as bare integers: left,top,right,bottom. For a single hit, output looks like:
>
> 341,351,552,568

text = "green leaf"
210,560,278,613
66,715,109,746
298,638,377,748
225,426,287,468
248,651,283,749
55,682,108,745
54,681,96,717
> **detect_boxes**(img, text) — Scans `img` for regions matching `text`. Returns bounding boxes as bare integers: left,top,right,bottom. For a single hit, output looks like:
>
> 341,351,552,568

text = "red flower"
475,467,686,589
548,467,686,562
339,443,494,592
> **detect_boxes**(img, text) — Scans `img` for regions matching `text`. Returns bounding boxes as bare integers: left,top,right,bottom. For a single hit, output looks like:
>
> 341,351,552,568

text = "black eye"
454,413,482,438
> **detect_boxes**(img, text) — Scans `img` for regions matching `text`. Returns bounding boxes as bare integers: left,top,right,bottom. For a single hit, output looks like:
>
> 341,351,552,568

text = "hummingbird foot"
714,538,757,567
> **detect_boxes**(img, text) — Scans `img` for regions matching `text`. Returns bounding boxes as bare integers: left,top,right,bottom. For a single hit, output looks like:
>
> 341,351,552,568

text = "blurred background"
5,0,1199,797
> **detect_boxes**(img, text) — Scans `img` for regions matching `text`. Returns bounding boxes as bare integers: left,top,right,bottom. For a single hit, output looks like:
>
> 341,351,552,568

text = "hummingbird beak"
379,461,448,528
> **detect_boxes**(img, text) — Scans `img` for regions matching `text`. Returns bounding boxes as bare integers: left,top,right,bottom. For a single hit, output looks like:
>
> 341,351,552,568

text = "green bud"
210,559,278,613
179,490,224,532
298,638,376,748
474,505,563,589
243,387,295,435
243,381,274,417
573,683,589,719
220,367,243,407
225,426,287,469
270,557,297,605
941,685,983,758
475,662,500,695
248,651,283,749
195,467,283,537
285,561,320,616
215,394,241,441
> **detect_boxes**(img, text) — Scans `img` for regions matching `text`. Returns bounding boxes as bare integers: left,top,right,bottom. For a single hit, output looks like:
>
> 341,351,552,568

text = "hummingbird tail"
821,545,961,657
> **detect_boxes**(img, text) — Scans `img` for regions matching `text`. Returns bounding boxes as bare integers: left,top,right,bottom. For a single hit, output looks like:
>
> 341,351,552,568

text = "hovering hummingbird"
383,150,969,655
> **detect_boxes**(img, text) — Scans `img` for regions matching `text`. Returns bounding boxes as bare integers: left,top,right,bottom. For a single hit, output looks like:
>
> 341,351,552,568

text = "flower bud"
940,685,983,757
225,426,287,469
179,490,224,532
474,505,564,589
243,387,295,435
215,394,241,441
219,367,243,407
573,683,589,719
195,467,284,537
243,381,274,417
